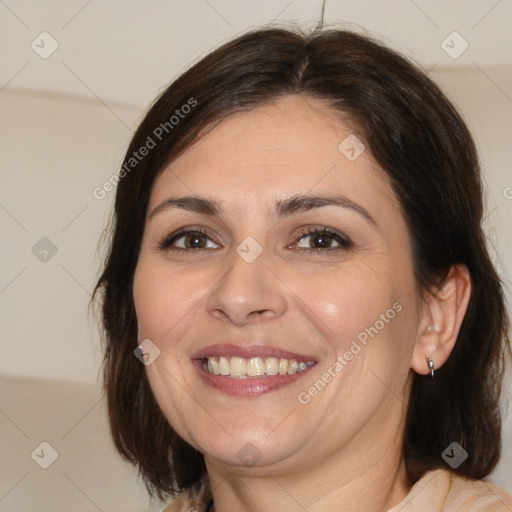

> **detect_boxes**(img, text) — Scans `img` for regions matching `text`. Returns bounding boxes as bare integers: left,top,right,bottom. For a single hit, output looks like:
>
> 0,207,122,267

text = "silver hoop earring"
426,356,435,379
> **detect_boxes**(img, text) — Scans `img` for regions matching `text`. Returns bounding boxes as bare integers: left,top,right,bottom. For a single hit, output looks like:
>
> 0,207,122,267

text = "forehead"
150,95,395,215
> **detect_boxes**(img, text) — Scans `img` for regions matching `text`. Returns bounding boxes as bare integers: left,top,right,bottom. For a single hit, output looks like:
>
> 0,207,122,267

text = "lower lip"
193,360,315,397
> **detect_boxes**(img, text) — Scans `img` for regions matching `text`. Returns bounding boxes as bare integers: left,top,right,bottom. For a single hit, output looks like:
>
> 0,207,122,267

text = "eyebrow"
149,194,376,226
276,195,376,225
149,196,222,219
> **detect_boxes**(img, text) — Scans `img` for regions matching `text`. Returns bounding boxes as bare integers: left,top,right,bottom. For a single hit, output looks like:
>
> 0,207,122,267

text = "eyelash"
157,228,213,252
157,226,353,254
294,226,353,253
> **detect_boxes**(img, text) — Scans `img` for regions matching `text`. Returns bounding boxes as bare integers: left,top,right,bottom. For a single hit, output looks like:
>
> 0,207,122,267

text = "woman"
92,27,512,511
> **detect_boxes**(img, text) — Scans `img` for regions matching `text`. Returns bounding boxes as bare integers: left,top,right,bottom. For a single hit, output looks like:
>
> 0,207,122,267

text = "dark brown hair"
91,26,511,499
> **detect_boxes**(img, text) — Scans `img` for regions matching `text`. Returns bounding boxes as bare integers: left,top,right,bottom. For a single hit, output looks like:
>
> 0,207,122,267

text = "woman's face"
133,95,422,475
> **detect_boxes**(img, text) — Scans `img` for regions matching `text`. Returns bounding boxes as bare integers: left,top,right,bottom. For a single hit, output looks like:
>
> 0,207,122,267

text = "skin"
133,95,471,512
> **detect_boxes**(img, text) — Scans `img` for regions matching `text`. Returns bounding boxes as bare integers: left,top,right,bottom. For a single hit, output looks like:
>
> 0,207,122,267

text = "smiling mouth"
191,344,317,396
201,356,315,378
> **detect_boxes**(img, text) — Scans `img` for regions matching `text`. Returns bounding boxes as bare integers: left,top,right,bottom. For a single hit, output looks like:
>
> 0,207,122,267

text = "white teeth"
265,357,279,376
230,357,246,377
247,357,265,376
287,360,298,375
203,356,314,378
219,356,230,375
208,358,220,375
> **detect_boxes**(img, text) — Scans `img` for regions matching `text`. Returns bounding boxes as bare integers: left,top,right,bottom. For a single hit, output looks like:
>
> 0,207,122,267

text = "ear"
411,264,471,375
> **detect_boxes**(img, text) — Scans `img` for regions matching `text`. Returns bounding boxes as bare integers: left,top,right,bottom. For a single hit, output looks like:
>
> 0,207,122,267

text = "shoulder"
158,478,212,512
159,492,197,512
445,472,512,511
388,469,512,512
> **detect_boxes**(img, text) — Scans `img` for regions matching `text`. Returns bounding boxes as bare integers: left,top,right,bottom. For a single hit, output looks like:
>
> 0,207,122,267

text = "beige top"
160,469,512,512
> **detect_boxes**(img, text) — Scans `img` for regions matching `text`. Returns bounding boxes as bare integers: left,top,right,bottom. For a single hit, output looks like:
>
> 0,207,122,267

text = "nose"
206,245,288,326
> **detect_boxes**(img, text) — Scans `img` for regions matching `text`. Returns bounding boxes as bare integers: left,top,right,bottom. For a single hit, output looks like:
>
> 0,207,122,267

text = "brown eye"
183,233,208,249
296,229,352,251
158,230,219,251
309,233,333,249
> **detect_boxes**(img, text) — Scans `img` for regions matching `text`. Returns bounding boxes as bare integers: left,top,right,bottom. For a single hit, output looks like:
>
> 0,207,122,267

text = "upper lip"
191,343,317,363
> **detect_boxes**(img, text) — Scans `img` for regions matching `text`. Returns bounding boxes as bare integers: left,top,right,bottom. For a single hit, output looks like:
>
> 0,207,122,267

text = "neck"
205,435,410,512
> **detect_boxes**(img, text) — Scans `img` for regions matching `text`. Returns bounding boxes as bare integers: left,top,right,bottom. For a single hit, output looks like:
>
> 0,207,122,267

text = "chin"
192,421,313,473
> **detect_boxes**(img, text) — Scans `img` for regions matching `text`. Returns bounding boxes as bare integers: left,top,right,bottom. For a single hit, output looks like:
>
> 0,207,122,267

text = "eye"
294,227,352,252
158,229,220,251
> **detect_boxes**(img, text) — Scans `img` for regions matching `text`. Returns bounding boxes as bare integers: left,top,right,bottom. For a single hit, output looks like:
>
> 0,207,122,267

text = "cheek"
294,263,398,351
133,263,170,341
296,266,417,416
293,259,418,395
133,259,206,343
132,260,206,440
